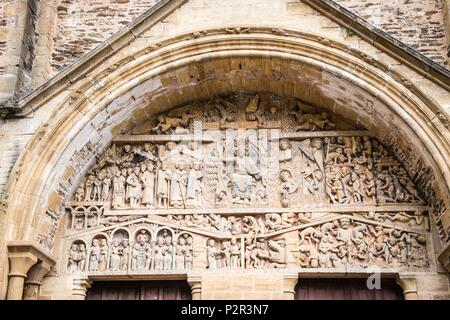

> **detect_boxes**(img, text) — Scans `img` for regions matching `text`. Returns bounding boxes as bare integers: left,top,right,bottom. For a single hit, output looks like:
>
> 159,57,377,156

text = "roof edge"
0,0,188,118
1,0,449,118
303,0,450,88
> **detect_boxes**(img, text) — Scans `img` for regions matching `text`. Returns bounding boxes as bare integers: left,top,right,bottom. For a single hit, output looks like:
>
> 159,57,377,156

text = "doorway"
86,281,192,300
295,278,404,300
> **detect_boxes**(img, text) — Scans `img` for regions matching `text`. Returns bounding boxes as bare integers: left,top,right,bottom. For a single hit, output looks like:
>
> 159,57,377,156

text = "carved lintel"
114,135,215,143
99,204,428,216
278,130,372,140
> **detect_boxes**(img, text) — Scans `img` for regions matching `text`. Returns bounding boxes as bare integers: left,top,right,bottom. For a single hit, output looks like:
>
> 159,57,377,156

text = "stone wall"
443,0,450,63
48,0,450,72
335,0,448,65
0,0,449,300
51,0,160,72
0,0,37,102
1,0,448,99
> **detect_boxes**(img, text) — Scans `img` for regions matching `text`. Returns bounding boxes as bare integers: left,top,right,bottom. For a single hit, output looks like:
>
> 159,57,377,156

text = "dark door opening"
86,280,192,300
295,278,404,300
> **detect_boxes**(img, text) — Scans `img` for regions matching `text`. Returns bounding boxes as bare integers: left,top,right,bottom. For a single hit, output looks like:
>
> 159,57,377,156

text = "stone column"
396,274,419,300
187,274,202,300
6,242,55,300
72,278,92,300
23,261,52,300
7,252,37,300
282,273,299,300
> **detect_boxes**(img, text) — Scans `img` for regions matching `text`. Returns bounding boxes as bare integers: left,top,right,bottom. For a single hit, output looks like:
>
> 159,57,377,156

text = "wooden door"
86,281,192,300
295,278,404,300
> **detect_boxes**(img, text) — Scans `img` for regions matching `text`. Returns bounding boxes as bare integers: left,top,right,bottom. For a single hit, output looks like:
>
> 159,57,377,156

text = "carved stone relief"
298,217,428,270
62,92,431,275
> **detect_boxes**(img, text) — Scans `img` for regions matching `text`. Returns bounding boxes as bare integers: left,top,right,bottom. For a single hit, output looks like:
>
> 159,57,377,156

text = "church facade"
0,0,449,300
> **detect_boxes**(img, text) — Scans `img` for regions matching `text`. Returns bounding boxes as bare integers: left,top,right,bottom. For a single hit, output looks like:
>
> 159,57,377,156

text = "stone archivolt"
63,92,430,276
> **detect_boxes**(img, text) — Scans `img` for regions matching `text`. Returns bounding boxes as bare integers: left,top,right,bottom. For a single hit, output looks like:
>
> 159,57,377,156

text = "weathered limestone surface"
335,0,449,65
443,0,450,64
0,0,448,103
0,0,449,300
51,0,161,72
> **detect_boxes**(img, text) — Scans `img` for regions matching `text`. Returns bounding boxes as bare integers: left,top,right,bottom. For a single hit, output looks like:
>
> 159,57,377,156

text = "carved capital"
187,274,202,300
396,274,418,300
7,242,55,300
72,278,93,300
282,273,299,300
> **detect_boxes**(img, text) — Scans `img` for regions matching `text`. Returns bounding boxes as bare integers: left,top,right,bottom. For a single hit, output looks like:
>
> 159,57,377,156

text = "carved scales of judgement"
63,92,429,275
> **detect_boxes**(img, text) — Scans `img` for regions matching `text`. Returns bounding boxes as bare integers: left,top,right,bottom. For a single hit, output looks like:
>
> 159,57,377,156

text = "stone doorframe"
296,270,419,300
68,271,419,300
68,272,299,300
1,27,449,299
68,274,196,300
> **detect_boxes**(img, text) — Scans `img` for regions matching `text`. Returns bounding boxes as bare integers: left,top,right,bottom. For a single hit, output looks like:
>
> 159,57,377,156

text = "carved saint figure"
78,243,86,271
153,238,164,271
109,239,122,271
101,172,112,202
131,232,150,271
185,237,194,270
163,236,174,270
170,162,186,208
98,238,108,271
75,185,85,202
206,239,221,269
229,238,241,268
112,170,126,209
126,167,142,208
156,163,171,208
186,163,204,208
279,169,298,208
84,175,95,201
175,237,186,270
121,239,129,271
88,239,100,271
140,163,155,208
68,244,80,273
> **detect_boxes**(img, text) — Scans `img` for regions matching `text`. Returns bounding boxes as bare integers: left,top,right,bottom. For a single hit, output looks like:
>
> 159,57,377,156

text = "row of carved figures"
73,134,423,209
298,218,428,269
68,208,425,235
67,231,194,273
67,218,428,273
74,156,204,209
67,234,286,273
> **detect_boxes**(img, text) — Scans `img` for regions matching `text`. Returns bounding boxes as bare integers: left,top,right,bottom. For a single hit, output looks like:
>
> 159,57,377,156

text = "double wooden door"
86,281,192,300
295,278,404,300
